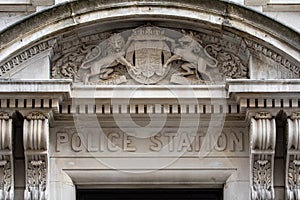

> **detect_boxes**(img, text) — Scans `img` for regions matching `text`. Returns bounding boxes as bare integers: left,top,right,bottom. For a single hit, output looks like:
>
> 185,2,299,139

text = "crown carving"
131,26,165,41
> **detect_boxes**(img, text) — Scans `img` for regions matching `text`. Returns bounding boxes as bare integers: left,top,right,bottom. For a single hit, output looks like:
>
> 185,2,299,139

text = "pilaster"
250,112,276,200
23,111,49,200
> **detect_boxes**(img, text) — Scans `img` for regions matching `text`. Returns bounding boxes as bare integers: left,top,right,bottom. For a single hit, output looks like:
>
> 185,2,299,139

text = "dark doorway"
77,189,223,200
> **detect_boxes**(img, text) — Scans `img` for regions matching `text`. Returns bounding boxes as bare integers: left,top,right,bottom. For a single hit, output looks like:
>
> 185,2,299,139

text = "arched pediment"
0,0,299,84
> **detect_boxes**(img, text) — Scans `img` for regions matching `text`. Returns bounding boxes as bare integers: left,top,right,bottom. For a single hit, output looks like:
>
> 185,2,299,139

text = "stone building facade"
0,0,299,199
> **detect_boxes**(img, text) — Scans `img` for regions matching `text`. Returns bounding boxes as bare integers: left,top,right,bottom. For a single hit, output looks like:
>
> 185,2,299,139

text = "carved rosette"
24,112,49,200
250,112,276,200
286,112,300,200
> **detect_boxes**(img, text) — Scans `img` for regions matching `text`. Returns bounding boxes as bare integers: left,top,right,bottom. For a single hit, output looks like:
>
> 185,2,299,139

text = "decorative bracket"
0,112,13,200
286,112,300,200
250,112,276,200
23,111,48,200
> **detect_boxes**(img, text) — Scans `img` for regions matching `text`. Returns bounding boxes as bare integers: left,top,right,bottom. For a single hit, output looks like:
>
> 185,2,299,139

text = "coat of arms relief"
51,25,249,84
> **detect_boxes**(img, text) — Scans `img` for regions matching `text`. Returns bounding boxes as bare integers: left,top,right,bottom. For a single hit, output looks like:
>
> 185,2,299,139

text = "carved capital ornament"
250,112,276,200
0,112,13,200
24,112,49,200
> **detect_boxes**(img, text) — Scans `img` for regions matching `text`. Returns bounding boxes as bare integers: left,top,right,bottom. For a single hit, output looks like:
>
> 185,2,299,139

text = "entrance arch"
0,1,299,200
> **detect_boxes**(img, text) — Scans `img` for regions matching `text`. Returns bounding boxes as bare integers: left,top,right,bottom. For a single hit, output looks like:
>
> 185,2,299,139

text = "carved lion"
80,33,133,84
164,32,218,80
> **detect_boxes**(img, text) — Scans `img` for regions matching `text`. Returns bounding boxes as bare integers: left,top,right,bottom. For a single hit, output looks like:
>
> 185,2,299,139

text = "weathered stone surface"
0,1,299,200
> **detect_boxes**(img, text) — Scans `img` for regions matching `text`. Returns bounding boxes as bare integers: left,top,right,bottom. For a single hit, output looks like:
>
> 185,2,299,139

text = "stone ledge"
245,0,269,6
71,84,227,99
0,4,35,12
263,4,300,12
227,79,300,93
0,0,54,12
32,0,54,6
0,79,71,92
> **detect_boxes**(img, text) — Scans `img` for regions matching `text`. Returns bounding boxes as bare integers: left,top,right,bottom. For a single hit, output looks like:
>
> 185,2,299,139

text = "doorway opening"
77,188,223,200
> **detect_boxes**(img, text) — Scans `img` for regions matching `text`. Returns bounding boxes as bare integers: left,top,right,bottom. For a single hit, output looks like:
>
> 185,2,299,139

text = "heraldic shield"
126,26,173,85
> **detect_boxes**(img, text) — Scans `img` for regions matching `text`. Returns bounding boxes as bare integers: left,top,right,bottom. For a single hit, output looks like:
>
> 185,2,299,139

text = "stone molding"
286,112,300,200
250,112,276,200
0,39,56,78
0,111,13,200
23,111,49,200
244,39,299,78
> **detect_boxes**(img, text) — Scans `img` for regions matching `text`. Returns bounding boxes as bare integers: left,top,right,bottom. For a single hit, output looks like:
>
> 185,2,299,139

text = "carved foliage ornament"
51,32,112,80
25,112,47,120
0,112,13,200
287,160,300,200
254,112,272,120
205,44,248,78
252,160,274,200
0,112,10,120
51,44,96,80
0,159,12,200
50,25,249,85
250,112,275,200
24,111,49,200
24,160,46,200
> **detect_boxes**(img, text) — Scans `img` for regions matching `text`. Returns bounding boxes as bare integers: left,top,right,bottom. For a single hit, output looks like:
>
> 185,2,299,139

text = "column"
23,111,49,200
0,112,13,200
250,112,276,200
286,112,300,200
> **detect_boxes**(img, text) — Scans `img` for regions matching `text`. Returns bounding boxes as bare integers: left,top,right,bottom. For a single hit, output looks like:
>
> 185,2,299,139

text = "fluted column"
286,112,300,200
23,112,49,200
0,112,13,200
250,112,276,200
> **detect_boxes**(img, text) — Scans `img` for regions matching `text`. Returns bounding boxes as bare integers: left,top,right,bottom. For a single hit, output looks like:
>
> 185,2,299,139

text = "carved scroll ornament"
250,112,276,200
23,112,48,200
286,112,300,200
0,112,13,200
